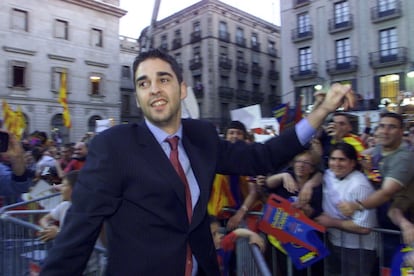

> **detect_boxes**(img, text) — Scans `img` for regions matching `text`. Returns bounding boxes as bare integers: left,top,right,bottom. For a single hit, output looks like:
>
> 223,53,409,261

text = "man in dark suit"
40,49,354,275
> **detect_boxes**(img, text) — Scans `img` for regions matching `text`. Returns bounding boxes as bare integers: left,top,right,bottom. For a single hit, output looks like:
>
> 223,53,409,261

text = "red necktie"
166,136,193,276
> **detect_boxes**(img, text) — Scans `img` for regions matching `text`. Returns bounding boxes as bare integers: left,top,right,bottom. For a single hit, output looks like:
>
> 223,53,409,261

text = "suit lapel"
136,123,187,208
182,128,214,230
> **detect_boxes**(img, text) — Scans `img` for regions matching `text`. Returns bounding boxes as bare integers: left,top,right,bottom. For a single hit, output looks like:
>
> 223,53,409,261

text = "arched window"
88,115,102,132
51,114,69,144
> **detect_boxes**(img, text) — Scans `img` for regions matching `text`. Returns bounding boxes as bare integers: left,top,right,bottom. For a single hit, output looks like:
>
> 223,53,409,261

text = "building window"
122,94,131,115
91,28,103,47
270,60,276,70
219,21,228,39
299,47,312,71
336,38,351,63
193,46,201,62
175,29,181,38
89,73,103,95
297,12,310,33
193,75,202,89
380,27,397,56
121,66,131,79
334,1,350,24
237,51,244,62
251,33,259,46
252,52,260,65
380,74,399,104
88,115,102,132
174,53,182,66
220,76,229,87
220,46,228,59
378,0,397,12
193,21,200,32
51,67,67,92
270,84,277,94
55,19,68,39
160,34,168,50
298,86,314,108
12,8,28,31
268,41,277,56
8,60,29,88
236,27,245,45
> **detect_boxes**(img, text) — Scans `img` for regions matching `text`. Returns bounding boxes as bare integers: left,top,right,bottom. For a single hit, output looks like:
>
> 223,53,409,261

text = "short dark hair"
226,120,247,138
64,170,79,188
380,112,404,128
132,49,183,90
333,112,351,122
329,142,361,170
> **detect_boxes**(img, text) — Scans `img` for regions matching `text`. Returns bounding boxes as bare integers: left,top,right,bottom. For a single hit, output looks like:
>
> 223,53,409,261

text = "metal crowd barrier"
236,236,272,276
222,207,406,276
0,193,107,275
268,227,403,276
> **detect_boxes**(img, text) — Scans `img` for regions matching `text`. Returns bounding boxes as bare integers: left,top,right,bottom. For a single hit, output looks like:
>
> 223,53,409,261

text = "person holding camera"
0,130,34,204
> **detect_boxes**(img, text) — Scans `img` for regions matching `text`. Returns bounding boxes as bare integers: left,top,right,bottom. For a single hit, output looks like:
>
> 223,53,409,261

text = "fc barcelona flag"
272,103,290,132
272,103,288,123
58,71,71,128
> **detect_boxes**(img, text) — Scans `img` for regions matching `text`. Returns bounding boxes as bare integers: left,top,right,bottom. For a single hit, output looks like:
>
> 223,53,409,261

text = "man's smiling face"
135,58,187,133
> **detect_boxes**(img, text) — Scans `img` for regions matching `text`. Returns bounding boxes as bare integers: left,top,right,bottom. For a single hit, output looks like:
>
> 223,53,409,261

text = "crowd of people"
0,48,413,275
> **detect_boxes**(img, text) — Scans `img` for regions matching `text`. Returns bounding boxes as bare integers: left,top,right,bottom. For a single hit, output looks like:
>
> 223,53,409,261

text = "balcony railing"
294,0,310,8
236,89,250,103
219,31,230,42
291,25,313,42
371,0,402,23
251,64,263,77
218,86,234,101
328,14,354,34
236,61,249,73
290,63,318,80
326,56,358,75
369,47,408,69
219,57,232,70
189,58,202,70
159,43,168,51
251,42,261,52
190,31,202,43
268,70,279,80
251,92,264,104
268,48,277,57
171,38,182,50
267,94,280,105
236,37,246,47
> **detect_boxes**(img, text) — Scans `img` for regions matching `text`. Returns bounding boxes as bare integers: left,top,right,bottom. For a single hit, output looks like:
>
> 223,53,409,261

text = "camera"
0,132,9,152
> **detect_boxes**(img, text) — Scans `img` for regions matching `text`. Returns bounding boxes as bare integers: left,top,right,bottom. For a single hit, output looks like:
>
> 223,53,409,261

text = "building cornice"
48,54,76,62
155,0,280,34
85,60,110,68
62,0,127,17
3,46,36,56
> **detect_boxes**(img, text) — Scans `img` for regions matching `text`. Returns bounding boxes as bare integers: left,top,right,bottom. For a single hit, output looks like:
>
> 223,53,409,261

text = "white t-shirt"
49,201,71,227
323,169,378,250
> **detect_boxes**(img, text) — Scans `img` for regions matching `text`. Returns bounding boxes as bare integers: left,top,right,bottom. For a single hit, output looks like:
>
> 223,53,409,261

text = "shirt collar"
144,118,183,145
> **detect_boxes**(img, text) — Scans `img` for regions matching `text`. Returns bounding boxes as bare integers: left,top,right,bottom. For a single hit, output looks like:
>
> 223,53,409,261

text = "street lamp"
314,77,325,91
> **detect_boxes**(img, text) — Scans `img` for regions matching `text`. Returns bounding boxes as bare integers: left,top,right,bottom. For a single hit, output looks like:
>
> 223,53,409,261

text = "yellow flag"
58,71,71,128
2,100,25,140
15,106,26,140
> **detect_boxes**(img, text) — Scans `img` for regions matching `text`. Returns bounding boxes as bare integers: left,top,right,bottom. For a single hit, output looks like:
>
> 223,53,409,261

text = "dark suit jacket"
40,119,304,276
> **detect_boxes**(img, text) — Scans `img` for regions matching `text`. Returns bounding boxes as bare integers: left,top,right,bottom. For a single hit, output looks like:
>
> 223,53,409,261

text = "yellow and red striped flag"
58,71,71,128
